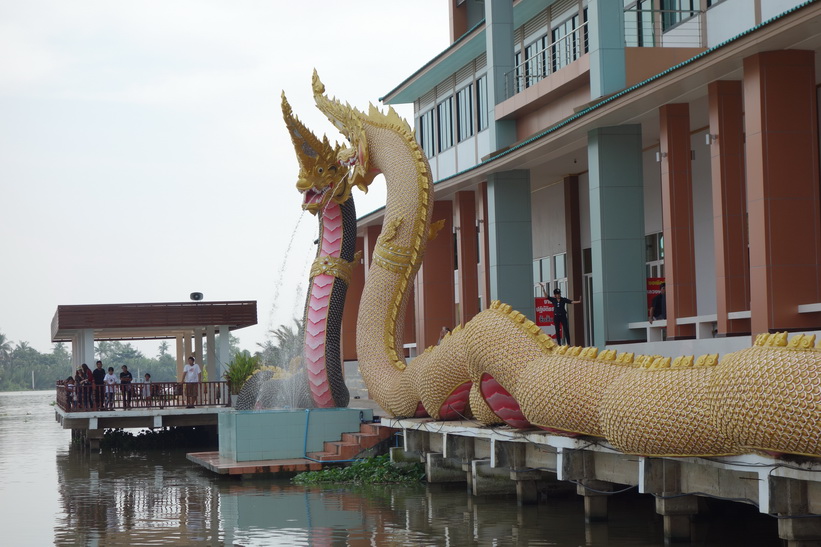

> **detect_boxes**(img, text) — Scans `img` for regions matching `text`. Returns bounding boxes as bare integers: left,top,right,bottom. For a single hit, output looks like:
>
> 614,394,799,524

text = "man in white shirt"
183,356,202,408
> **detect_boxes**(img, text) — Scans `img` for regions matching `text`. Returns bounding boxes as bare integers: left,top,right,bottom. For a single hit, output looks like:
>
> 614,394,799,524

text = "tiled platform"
187,451,323,475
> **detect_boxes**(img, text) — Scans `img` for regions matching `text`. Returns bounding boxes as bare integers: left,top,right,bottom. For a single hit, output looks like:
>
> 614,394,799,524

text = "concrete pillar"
206,326,216,382
477,182,491,311
744,50,821,334
708,80,751,336
218,325,230,373
656,495,698,541
487,170,534,318
194,328,204,375
415,200,456,349
483,0,516,150
455,190,480,324
472,459,515,496
506,442,540,505
578,480,613,522
81,329,95,368
587,125,646,346
660,103,698,339
341,236,365,361
588,0,627,99
564,175,585,345
182,334,192,381
426,452,466,483
176,335,185,382
770,477,821,546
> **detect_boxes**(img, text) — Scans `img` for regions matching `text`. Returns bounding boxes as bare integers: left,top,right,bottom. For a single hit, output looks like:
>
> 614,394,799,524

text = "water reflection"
2,392,783,546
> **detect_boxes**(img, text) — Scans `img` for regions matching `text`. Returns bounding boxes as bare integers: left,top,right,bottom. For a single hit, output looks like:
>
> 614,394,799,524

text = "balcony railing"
55,381,231,412
624,8,704,48
504,21,589,100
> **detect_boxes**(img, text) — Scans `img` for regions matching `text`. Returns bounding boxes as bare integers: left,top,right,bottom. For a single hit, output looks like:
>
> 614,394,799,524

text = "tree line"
0,321,303,392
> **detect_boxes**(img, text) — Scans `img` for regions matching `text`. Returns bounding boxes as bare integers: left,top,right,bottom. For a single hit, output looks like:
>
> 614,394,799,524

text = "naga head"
281,91,352,215
312,70,379,193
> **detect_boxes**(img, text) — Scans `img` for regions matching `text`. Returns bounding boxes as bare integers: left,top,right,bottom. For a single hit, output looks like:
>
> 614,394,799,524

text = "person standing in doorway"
541,283,581,346
183,356,201,408
119,365,133,409
649,283,667,324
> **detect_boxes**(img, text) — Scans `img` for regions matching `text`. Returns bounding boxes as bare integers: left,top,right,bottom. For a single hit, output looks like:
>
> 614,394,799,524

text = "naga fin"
428,219,446,241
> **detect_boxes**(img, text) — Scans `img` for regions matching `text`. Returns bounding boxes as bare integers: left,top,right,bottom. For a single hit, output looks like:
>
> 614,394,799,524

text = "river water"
1,391,784,546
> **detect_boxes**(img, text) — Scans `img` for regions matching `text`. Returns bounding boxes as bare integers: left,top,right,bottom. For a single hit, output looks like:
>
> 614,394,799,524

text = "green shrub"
223,351,261,395
292,454,425,485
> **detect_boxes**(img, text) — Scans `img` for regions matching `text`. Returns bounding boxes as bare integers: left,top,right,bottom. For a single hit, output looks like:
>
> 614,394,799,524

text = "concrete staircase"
306,422,394,462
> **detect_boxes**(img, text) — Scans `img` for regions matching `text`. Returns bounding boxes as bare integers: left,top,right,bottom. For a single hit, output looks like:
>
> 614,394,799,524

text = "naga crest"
281,92,351,214
312,70,380,193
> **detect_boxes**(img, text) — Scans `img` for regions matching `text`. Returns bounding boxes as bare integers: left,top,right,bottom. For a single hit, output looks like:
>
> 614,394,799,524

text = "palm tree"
0,332,12,362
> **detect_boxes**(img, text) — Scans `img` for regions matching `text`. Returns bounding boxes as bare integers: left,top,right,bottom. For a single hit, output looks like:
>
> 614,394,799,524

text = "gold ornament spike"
754,333,769,346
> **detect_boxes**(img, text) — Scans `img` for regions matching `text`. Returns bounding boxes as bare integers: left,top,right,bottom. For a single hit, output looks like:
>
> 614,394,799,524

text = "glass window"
552,14,582,71
437,97,454,152
661,0,696,31
525,35,547,86
554,253,566,280
456,84,474,142
476,76,488,131
417,109,436,158
514,50,523,93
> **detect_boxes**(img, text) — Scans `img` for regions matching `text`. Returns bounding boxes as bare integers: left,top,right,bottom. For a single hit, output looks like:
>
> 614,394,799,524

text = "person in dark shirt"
649,283,666,323
92,361,106,409
120,365,134,410
541,283,581,346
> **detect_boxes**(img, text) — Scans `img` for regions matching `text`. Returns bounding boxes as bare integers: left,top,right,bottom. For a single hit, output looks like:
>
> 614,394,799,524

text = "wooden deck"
187,452,323,475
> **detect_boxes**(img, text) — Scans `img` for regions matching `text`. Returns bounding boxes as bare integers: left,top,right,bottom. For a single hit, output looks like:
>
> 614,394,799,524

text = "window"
661,0,697,31
533,253,567,297
514,50,523,93
476,76,488,131
625,0,654,47
552,14,582,71
525,36,547,87
456,84,474,142
437,97,454,152
645,232,665,278
418,109,436,158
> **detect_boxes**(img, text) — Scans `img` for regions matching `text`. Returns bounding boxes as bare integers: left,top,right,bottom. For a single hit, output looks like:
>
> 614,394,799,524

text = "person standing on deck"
119,365,133,409
183,356,201,408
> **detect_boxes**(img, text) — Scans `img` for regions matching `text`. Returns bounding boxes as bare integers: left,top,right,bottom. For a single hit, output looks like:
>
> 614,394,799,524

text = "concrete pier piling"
387,418,821,545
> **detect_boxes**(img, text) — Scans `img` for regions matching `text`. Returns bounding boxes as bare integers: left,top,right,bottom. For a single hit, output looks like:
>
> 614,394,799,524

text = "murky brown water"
1,391,783,545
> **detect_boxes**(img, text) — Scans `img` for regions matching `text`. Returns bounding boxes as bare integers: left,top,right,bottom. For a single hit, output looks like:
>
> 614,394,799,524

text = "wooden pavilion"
51,300,257,380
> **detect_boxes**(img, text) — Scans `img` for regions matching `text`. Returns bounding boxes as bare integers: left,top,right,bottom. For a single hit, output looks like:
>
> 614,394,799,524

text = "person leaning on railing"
182,356,201,408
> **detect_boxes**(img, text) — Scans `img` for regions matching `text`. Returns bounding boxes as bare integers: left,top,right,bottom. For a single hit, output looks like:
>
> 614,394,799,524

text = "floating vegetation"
292,454,425,485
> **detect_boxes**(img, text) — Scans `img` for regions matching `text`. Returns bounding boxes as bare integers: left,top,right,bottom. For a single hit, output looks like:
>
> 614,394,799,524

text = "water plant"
223,351,261,395
292,454,425,485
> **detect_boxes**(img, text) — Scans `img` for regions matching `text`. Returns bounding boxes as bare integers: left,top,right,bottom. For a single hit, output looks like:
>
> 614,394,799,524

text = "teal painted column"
588,0,626,99
484,0,516,149
588,126,645,347
487,170,534,319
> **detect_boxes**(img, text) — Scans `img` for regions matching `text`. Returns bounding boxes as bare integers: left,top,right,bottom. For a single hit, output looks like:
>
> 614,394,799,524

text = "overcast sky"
0,1,450,355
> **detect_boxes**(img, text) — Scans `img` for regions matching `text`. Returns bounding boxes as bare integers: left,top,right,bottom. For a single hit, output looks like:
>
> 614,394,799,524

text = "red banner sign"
647,277,665,309
534,297,556,341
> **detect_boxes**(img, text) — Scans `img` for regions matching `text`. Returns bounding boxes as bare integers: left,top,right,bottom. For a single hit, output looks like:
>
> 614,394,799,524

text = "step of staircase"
306,423,395,462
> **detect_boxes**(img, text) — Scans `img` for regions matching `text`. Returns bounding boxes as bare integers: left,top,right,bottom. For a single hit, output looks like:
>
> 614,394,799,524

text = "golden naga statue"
296,73,821,460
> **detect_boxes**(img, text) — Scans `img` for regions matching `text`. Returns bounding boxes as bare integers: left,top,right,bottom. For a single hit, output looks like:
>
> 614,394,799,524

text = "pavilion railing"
55,381,231,412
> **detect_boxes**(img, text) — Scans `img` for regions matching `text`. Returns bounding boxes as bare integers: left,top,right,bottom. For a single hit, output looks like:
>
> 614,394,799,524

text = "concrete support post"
426,452,466,483
506,443,540,505
176,335,185,382
415,200,455,350
81,329,95,367
402,428,429,462
588,0,627,99
577,480,613,522
487,170,534,318
218,326,230,373
659,103,697,339
194,328,204,375
182,334,192,381
744,50,821,334
205,326,216,382
708,80,751,336
483,0,516,150
656,495,698,542
455,190,480,324
587,125,646,346
770,477,821,546
472,459,516,496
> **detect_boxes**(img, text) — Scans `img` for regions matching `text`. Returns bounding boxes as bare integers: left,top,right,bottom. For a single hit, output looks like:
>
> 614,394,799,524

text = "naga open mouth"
302,186,329,214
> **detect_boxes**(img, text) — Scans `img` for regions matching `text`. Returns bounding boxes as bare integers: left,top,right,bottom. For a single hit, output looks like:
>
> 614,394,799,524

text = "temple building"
341,0,821,359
